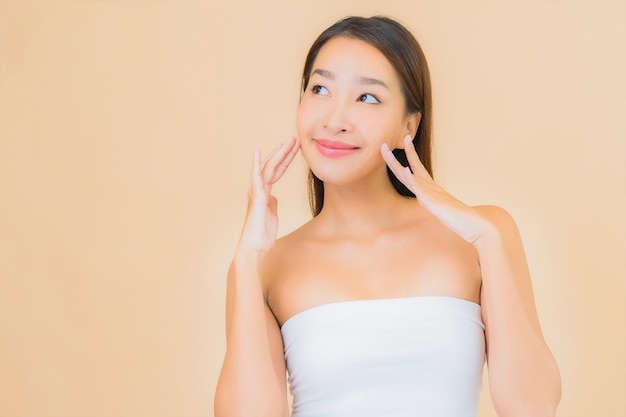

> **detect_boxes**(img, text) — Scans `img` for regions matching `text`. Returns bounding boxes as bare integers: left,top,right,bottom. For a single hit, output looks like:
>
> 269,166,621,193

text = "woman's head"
299,16,433,216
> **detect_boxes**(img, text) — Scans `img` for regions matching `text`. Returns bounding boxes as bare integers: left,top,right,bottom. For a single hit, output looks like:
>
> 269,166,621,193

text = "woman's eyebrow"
358,76,388,89
312,68,335,79
311,68,388,89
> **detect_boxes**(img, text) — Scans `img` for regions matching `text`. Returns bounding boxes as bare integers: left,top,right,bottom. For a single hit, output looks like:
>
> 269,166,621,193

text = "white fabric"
280,296,485,417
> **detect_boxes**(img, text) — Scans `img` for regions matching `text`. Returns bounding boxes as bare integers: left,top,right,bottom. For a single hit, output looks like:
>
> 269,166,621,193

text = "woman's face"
298,36,419,187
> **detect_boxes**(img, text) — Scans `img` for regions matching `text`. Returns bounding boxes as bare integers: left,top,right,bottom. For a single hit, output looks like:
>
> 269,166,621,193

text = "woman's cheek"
297,100,318,138
296,100,309,133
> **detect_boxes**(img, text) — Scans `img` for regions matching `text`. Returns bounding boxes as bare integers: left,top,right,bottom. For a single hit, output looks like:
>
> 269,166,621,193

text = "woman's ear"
394,112,422,149
405,112,422,141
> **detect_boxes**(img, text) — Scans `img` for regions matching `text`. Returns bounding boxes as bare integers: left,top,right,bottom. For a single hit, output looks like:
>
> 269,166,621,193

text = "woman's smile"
313,138,360,158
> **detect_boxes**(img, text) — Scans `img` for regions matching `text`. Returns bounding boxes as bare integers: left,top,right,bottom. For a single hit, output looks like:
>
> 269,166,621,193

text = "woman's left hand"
381,135,494,246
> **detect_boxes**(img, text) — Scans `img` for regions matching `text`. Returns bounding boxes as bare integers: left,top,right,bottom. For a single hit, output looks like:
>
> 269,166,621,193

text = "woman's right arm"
214,138,300,417
215,249,289,417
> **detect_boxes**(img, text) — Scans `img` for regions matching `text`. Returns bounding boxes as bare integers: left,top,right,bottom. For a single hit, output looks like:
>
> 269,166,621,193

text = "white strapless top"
280,296,485,417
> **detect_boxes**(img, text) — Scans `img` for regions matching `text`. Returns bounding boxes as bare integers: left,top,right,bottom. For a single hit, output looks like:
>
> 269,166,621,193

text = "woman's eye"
312,85,329,95
359,94,380,104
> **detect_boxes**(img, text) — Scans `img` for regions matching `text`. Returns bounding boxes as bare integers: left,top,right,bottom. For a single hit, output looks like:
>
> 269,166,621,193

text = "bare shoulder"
261,221,316,291
474,205,516,225
473,205,522,241
471,206,532,285
260,221,321,324
272,221,316,258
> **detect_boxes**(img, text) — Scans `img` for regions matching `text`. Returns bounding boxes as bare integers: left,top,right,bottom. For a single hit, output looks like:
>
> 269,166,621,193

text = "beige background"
0,0,624,416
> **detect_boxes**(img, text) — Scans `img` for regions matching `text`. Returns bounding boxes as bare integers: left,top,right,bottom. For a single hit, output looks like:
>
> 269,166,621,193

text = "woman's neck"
315,179,417,238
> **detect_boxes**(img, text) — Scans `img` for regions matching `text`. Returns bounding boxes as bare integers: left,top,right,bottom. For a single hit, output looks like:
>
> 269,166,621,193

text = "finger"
262,140,286,164
403,166,419,194
268,137,300,183
403,166,443,211
403,135,432,181
262,137,299,184
258,142,287,186
381,143,413,189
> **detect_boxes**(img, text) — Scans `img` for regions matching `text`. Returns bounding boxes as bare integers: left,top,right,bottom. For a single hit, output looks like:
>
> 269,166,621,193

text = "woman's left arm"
474,205,561,417
382,137,561,417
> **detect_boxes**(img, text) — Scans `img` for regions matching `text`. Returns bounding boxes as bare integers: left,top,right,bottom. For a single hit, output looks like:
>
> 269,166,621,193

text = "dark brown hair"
301,16,433,216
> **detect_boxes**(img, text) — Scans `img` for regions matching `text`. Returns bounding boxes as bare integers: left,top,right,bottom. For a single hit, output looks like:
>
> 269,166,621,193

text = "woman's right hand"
237,137,301,254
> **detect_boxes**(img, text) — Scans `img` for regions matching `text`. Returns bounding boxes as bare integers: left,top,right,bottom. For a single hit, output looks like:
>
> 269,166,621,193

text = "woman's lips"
314,139,360,158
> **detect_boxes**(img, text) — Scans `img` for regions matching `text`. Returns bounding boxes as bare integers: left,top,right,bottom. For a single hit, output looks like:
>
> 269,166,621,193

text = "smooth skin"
215,37,561,417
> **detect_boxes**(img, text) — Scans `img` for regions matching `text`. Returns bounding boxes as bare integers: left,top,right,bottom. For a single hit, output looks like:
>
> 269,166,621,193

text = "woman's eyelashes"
311,85,329,96
310,85,380,104
358,93,380,104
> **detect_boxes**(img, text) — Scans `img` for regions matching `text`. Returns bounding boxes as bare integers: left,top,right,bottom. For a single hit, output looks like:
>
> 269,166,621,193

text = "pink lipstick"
314,139,360,158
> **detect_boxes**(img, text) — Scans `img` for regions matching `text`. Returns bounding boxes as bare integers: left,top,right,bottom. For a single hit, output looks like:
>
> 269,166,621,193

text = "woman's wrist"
233,245,267,266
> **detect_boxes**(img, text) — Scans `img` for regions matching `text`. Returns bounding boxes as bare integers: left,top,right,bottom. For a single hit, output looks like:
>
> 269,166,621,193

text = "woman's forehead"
312,37,398,85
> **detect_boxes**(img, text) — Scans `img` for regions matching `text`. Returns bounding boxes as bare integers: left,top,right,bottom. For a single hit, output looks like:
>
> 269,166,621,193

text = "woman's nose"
323,100,353,134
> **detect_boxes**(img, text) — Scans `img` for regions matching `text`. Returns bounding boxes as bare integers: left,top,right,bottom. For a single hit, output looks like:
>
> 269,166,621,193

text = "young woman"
215,16,561,417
